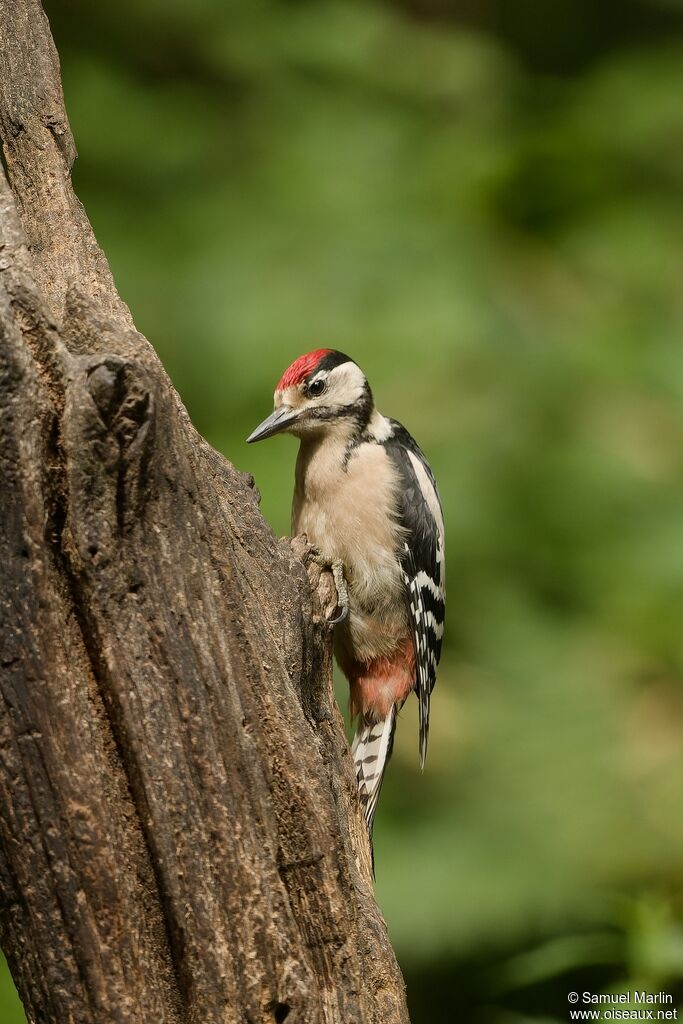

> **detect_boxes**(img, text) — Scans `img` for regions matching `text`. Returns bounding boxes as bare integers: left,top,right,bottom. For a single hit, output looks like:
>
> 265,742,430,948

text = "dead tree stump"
0,3,410,1022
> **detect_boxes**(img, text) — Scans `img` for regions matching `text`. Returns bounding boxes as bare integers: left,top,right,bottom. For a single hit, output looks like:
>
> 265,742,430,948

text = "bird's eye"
307,378,326,397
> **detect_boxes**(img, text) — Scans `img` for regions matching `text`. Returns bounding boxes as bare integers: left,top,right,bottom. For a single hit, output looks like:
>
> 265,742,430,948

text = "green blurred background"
4,0,683,1021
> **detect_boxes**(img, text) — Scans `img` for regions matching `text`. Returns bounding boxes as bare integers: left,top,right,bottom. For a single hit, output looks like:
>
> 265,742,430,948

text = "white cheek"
327,363,366,406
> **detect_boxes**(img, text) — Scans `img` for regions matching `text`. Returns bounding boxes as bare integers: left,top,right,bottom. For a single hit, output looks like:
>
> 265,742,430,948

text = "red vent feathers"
276,349,332,391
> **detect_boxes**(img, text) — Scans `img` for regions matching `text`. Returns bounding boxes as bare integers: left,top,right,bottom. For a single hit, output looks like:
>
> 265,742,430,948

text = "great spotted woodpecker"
247,349,445,833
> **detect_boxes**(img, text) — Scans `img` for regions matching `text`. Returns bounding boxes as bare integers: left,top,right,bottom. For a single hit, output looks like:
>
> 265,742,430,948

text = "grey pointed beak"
246,405,299,443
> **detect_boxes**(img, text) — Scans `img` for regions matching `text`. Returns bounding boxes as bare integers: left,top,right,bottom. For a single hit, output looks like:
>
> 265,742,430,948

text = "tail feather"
352,705,398,834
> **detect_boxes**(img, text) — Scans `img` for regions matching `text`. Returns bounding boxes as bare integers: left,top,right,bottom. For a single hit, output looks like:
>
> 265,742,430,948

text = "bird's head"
246,349,373,444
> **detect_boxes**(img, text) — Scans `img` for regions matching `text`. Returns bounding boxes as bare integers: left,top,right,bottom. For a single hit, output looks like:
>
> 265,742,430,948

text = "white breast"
292,436,407,658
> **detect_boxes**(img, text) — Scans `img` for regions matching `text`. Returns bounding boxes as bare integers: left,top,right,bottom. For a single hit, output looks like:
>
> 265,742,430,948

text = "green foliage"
4,1,683,1020
0,956,26,1024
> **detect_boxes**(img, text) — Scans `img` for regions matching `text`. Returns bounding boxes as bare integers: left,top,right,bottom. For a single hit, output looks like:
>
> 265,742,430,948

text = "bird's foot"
310,549,349,625
329,560,349,624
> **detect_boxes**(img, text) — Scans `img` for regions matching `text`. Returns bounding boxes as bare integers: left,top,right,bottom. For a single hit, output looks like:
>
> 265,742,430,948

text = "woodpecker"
247,349,445,833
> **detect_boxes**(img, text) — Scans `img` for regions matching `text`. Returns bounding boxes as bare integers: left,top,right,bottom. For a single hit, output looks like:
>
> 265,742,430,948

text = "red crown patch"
276,349,333,391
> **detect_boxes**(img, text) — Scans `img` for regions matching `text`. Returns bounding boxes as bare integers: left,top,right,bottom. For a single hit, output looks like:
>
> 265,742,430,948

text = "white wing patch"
408,451,445,545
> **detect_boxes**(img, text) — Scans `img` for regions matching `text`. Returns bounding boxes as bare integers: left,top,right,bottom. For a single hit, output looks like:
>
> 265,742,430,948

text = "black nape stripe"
313,350,354,374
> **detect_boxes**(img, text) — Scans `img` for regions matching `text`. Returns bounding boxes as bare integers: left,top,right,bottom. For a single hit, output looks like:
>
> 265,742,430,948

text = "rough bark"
0,3,410,1022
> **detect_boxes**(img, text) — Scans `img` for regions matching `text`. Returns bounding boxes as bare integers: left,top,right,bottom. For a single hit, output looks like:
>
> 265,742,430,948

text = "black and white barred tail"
352,706,398,834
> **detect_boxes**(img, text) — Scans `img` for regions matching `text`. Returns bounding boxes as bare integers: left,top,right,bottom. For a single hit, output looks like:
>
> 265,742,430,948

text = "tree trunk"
0,3,410,1022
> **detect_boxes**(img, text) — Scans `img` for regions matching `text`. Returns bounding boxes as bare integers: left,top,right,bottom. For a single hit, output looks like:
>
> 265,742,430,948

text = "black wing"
384,421,445,767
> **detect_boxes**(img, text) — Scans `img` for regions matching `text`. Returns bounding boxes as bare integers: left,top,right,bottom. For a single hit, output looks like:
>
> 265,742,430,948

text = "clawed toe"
328,601,349,626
